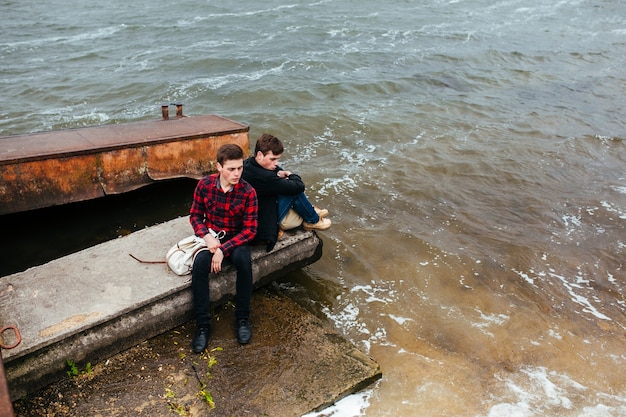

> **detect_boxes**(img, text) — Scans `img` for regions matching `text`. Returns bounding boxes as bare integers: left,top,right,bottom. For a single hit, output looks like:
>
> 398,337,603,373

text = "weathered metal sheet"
0,155,104,214
98,147,151,195
0,114,249,215
145,131,249,181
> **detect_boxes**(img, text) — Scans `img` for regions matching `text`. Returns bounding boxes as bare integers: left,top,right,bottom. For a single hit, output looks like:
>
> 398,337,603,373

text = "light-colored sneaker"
314,206,329,218
303,217,332,231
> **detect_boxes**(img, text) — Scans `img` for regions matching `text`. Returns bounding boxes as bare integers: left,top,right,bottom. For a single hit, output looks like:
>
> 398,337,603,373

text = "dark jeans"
277,193,319,224
191,245,253,328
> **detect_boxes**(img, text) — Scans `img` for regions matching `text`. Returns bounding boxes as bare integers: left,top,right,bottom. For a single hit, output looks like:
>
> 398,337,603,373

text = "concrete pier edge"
1,216,381,415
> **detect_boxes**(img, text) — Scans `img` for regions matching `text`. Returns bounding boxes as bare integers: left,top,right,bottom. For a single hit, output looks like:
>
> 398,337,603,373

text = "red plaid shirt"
189,174,258,257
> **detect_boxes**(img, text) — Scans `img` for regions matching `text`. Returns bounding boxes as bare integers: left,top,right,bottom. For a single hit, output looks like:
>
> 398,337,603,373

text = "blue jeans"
191,245,253,328
277,193,319,224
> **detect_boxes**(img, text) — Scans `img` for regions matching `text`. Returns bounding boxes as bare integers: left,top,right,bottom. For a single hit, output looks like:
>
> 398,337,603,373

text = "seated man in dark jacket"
242,133,330,251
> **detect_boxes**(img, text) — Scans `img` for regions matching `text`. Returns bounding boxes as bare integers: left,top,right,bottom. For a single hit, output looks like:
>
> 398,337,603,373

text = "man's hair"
217,143,244,165
254,133,284,156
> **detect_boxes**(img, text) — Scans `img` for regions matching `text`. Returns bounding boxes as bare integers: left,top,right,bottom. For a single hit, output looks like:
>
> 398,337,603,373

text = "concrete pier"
1,216,382,416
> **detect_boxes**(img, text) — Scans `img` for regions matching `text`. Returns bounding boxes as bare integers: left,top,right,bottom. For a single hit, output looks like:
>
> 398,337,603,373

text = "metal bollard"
172,102,184,118
161,103,170,120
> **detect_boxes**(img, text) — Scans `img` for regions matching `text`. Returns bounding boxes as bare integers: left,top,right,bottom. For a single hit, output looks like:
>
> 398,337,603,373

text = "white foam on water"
388,314,413,326
471,309,510,338
301,386,375,417
480,366,626,417
322,301,366,337
548,270,612,321
561,212,582,230
512,251,616,323
601,199,626,220
322,284,401,354
0,25,123,48
316,175,359,197
175,2,303,26
611,186,626,195
39,106,112,131
512,269,536,286
349,283,396,305
189,63,286,90
484,403,534,417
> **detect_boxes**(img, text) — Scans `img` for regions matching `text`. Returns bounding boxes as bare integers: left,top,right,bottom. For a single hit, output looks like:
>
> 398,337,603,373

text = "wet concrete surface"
11,285,381,417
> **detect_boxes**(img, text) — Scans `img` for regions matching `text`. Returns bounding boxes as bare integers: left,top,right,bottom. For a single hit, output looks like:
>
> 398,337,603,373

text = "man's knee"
231,246,252,268
192,250,211,278
232,245,251,259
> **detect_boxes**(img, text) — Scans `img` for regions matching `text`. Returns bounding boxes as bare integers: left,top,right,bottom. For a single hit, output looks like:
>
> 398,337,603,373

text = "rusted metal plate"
0,115,249,215
146,132,249,181
0,156,104,214
98,147,151,195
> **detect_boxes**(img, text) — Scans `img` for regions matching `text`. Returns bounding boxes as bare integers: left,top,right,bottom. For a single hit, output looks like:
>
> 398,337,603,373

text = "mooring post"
161,103,170,120
172,102,184,118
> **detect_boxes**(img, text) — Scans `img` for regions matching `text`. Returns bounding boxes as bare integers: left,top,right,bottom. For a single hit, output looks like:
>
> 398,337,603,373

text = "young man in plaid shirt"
189,144,258,352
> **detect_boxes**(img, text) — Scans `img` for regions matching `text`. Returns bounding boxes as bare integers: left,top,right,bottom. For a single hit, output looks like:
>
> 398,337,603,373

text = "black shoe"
236,319,252,344
192,327,210,353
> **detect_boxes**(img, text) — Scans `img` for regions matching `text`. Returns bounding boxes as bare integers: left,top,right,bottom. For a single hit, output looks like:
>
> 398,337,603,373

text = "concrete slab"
11,288,382,416
1,216,326,400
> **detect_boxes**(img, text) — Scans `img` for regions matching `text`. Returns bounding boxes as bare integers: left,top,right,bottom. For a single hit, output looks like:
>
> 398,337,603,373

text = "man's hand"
203,232,224,273
277,170,292,179
210,248,224,273
203,234,221,253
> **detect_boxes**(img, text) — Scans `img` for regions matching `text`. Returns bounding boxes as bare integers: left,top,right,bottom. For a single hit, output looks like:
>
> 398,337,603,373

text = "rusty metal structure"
0,106,249,216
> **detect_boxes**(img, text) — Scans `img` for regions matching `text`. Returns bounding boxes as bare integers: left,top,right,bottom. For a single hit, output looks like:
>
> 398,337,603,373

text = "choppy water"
2,0,626,415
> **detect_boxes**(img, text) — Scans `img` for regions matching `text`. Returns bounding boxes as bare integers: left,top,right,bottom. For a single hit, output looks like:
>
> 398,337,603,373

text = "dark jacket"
242,157,306,251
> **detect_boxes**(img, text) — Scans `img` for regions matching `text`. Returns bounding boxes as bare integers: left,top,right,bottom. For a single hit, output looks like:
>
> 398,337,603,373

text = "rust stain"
39,312,102,338
0,156,103,214
147,132,249,180
99,147,150,194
